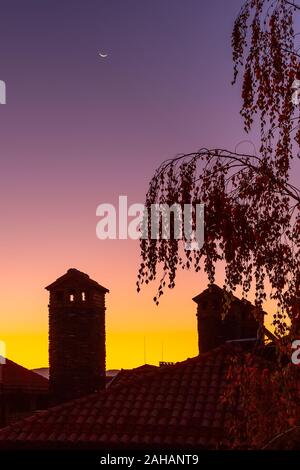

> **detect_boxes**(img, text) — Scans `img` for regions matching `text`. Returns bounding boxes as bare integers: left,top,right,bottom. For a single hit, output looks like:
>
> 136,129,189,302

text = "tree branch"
284,0,300,11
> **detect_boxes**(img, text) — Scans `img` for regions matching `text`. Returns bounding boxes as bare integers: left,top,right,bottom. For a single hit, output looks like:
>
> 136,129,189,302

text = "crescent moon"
98,52,108,58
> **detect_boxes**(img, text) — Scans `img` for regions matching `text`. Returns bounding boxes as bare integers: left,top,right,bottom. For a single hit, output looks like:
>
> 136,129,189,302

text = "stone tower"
46,268,109,402
193,284,264,354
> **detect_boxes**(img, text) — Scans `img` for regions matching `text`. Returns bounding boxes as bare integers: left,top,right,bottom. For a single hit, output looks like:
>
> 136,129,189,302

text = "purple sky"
0,0,267,369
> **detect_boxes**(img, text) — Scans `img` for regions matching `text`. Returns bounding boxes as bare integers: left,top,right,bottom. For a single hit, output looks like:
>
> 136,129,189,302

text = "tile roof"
0,359,48,392
0,343,270,449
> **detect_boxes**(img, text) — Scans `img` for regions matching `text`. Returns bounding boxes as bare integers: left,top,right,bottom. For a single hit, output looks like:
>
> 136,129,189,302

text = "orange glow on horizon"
1,254,276,371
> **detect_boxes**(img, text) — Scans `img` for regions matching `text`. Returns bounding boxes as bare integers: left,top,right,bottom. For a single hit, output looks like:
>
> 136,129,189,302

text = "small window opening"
81,292,86,301
70,294,75,302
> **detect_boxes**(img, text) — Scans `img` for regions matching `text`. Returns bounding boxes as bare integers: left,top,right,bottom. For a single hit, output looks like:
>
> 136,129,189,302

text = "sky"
0,0,274,370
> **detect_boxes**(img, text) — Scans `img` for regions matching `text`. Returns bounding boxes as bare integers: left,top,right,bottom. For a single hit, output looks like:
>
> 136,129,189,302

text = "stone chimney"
193,284,263,354
46,268,109,402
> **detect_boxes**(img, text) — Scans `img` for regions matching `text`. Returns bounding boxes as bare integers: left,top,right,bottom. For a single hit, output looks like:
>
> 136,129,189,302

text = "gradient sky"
0,0,276,370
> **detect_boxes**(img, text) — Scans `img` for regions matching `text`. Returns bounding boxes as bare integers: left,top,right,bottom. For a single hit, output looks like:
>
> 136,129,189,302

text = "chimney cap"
192,284,261,310
45,268,109,293
192,284,225,304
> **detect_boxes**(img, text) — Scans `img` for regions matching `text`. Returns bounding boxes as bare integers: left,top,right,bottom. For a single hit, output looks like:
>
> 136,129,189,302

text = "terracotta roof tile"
0,343,273,449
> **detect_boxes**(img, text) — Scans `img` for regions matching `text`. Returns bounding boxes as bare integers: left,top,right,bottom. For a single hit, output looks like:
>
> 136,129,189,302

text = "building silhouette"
0,277,279,449
46,268,109,402
0,359,48,428
193,284,264,354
